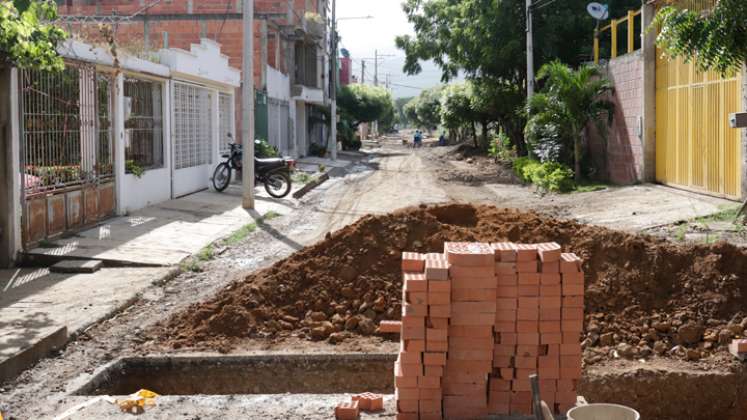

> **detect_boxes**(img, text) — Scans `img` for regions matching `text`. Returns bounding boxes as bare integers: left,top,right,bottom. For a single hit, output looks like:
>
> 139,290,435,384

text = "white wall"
267,66,290,101
120,168,172,213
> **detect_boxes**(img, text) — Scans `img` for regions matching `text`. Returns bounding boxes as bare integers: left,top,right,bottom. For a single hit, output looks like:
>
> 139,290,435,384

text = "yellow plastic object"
116,389,159,414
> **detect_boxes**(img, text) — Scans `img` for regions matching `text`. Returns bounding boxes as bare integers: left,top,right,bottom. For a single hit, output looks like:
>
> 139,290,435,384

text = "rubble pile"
392,242,583,419
157,204,747,367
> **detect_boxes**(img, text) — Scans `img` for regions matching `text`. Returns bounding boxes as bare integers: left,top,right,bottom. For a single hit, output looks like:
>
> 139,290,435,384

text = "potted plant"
304,12,325,39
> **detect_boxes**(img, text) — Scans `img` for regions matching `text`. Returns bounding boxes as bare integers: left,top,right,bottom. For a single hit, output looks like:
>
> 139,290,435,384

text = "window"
124,78,164,172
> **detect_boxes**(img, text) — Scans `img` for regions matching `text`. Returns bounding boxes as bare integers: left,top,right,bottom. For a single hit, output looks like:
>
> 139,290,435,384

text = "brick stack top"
395,242,585,420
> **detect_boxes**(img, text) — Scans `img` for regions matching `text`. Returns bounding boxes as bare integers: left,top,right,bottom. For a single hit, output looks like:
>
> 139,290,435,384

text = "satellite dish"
587,2,610,20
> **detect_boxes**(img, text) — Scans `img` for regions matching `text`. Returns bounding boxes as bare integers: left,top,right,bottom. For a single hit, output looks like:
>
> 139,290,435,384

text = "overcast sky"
336,0,448,99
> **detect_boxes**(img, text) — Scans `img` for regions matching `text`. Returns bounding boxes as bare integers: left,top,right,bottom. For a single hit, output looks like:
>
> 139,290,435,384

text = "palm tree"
526,61,614,182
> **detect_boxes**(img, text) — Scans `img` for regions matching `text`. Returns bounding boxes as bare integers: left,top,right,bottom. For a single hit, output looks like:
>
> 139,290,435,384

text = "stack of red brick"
395,242,584,419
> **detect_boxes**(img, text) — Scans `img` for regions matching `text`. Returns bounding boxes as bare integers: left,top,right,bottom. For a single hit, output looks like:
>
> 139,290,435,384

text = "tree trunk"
471,121,479,148
574,126,583,183
481,120,489,151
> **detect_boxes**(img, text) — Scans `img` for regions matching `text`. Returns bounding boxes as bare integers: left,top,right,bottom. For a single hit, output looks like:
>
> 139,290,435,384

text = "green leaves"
653,0,747,77
404,85,445,130
0,0,66,71
337,84,394,125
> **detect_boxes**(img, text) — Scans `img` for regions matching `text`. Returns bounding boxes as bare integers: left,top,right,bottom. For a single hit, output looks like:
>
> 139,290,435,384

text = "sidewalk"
1,185,300,383
24,186,296,267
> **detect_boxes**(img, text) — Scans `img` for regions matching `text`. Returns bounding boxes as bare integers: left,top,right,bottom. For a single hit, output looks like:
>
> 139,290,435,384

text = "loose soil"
154,204,747,369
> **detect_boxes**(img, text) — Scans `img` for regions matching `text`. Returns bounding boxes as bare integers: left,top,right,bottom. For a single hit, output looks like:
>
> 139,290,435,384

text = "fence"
593,8,642,64
20,64,114,197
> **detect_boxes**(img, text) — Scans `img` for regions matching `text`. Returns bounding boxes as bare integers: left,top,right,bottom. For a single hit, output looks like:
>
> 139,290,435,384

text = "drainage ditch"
74,353,396,396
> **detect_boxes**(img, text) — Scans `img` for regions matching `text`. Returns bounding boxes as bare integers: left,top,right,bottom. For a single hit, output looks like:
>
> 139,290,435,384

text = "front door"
172,82,215,197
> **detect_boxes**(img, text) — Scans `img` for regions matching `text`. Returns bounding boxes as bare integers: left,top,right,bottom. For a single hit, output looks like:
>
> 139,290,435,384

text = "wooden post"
594,33,600,64
611,19,618,58
628,10,636,54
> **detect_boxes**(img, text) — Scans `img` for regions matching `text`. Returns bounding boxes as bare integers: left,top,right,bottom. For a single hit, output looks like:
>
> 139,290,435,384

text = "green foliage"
337,84,394,125
489,129,517,161
309,143,327,157
395,96,414,127
254,139,278,158
405,86,444,130
0,0,67,71
440,82,475,131
125,160,145,178
513,157,575,193
525,61,614,181
653,0,747,77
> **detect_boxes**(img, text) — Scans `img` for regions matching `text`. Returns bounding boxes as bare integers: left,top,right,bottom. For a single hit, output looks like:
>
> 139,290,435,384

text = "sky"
336,0,449,99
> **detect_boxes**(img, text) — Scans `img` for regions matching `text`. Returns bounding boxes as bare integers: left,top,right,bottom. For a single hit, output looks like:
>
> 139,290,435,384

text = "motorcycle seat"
255,157,285,169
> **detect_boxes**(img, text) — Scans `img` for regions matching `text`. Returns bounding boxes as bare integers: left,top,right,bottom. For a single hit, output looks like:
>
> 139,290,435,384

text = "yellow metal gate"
655,53,743,199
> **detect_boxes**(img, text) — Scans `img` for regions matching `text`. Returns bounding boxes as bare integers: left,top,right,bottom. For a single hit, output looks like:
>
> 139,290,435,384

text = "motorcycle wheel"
264,171,292,198
212,163,232,192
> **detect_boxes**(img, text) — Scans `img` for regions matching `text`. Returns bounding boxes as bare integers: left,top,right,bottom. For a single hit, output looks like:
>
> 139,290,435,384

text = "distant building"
340,48,352,86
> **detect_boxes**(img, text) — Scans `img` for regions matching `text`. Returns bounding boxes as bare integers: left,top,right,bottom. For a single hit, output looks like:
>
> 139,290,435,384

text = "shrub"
513,158,575,193
489,130,517,161
255,139,279,158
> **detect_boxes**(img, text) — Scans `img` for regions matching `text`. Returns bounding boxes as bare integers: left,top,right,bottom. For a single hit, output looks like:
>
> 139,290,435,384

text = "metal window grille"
218,92,233,154
20,64,114,197
268,97,290,155
173,83,213,170
124,78,164,171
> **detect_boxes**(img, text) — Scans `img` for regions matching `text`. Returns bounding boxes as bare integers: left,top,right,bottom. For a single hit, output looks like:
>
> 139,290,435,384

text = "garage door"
172,82,214,197
655,54,743,199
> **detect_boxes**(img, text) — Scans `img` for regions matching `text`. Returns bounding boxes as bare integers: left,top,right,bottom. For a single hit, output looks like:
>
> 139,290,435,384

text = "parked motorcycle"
212,137,295,198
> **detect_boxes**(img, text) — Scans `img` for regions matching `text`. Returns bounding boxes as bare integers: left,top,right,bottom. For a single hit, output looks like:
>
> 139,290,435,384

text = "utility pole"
241,0,255,209
526,0,535,97
329,0,338,160
361,60,365,84
374,49,378,86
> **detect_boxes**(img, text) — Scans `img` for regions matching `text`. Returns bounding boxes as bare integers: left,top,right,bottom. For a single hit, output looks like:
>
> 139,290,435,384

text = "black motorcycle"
212,138,294,198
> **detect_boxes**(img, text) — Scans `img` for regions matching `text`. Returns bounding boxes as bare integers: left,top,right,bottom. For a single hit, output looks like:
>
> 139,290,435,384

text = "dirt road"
0,140,736,419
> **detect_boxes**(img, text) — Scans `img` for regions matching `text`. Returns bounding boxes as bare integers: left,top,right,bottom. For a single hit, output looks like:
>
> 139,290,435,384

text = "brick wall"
588,52,645,184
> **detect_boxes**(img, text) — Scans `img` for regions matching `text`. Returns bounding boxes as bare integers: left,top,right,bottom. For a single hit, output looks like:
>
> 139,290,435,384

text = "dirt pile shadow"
154,204,747,365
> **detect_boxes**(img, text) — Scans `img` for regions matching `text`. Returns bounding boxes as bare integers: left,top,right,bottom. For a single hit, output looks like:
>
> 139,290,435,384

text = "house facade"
57,0,332,158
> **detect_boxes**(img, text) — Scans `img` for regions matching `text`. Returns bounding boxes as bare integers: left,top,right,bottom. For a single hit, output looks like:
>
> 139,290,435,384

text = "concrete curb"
292,170,336,200
0,326,67,384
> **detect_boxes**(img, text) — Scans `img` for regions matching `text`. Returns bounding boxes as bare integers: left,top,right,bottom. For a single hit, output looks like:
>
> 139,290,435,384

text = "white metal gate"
172,82,214,197
268,97,290,156
218,92,235,155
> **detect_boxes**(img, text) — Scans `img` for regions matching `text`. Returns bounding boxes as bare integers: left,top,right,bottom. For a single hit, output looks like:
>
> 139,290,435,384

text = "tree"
440,82,476,144
0,0,67,71
653,0,747,77
337,84,394,126
395,0,640,149
525,61,614,182
394,96,414,127
404,86,444,132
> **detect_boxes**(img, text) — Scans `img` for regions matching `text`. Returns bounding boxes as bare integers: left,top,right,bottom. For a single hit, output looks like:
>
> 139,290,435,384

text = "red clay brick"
563,296,584,308
424,365,444,377
518,297,540,307
561,283,584,297
538,355,560,379
449,349,494,361
428,317,449,330
541,260,560,273
540,273,562,285
514,356,537,369
517,307,539,321
492,242,518,262
428,291,450,305
399,351,422,364
495,320,517,332
405,291,428,305
732,339,747,354
403,339,425,353
452,277,498,290
402,252,426,273
494,344,515,357
397,397,419,413
561,319,583,333
445,242,495,266
395,367,418,388
399,362,423,377
489,378,512,392
517,320,539,333
560,364,582,379
540,320,562,333
453,301,497,313
540,284,562,297
541,333,563,345
537,242,561,262
547,344,560,356
335,400,360,420
418,374,442,388
450,265,495,278
425,257,450,281
518,285,539,297
512,378,532,392
446,359,493,373
443,369,487,384
428,279,451,292
402,325,425,340
510,391,532,415
426,328,448,342
500,367,515,380
517,332,540,345
453,288,498,301
401,316,425,328
419,399,442,414
403,272,428,292
396,387,420,401
515,244,538,261
424,352,447,366
516,345,541,357
556,379,578,392
516,368,537,381
495,262,518,275
429,304,451,318
497,285,519,298
426,340,448,352
516,261,539,273
540,307,561,321
497,274,518,286
450,337,494,350
562,308,584,320
443,381,488,396
402,304,428,317
560,343,582,355
451,312,495,326
493,355,512,368
518,273,540,286
363,393,384,412
496,298,518,310
556,390,578,405
499,332,518,345
563,271,584,284
560,253,582,273
495,309,517,323
539,379,557,394
449,325,494,337
540,296,562,308
379,320,402,334
396,413,418,420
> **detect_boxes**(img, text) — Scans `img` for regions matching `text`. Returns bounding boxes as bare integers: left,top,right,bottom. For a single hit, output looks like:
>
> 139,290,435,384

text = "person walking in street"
439,132,446,146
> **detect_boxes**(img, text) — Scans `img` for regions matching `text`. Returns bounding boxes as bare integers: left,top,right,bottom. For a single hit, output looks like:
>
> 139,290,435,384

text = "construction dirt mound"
155,204,747,365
